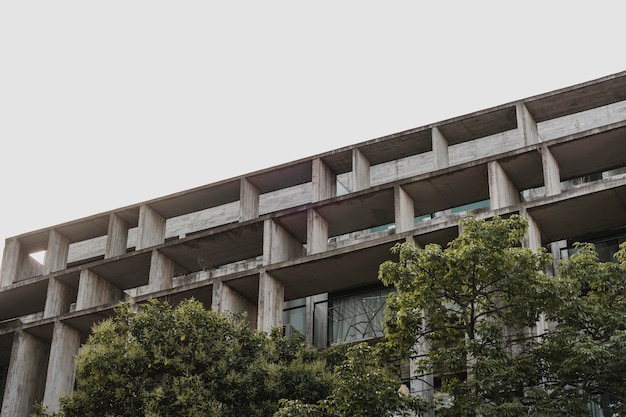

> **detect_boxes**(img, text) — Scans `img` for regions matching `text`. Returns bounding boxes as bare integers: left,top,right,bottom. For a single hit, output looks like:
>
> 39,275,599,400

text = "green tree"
274,342,424,417
539,242,626,416
378,214,626,417
378,215,559,416
34,298,332,417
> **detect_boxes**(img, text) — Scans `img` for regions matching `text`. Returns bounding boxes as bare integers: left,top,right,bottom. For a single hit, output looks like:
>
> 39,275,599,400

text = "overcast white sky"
1,1,625,259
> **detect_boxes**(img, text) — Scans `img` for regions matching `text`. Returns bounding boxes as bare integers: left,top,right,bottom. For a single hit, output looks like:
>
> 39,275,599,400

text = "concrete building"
1,71,626,416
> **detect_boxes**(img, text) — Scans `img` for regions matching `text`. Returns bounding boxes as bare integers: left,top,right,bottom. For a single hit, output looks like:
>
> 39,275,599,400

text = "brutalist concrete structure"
1,72,626,416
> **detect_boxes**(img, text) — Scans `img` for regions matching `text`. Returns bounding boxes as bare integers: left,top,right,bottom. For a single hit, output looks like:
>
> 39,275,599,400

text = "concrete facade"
1,71,626,415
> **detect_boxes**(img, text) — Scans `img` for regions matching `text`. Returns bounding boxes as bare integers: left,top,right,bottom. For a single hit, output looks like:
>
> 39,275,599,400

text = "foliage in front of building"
33,215,626,417
379,215,626,417
33,299,333,417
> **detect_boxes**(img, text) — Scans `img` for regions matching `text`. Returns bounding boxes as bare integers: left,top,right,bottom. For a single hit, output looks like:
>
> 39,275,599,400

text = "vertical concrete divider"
43,322,81,413
257,271,284,332
1,331,49,417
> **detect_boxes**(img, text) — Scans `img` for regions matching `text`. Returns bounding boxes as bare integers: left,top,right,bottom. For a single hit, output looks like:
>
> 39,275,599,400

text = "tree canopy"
379,215,626,417
34,299,417,417
35,299,333,417
34,215,626,417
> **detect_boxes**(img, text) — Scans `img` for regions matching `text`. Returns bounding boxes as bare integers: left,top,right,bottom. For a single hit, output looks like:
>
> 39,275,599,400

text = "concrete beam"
44,278,75,318
517,102,539,146
239,178,260,222
76,269,123,310
148,250,175,292
488,161,520,210
352,149,371,191
42,322,81,413
136,205,165,250
257,271,284,332
263,219,303,265
432,127,449,170
541,147,561,197
105,214,129,258
306,209,328,255
394,185,415,234
312,158,336,202
1,331,49,417
44,230,69,275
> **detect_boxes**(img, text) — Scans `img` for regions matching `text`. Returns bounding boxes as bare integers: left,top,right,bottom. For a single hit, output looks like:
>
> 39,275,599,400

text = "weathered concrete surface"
42,322,81,412
1,331,49,417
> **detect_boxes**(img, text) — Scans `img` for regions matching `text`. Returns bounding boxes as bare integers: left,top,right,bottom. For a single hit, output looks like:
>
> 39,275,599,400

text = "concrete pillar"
541,147,561,196
0,239,21,287
136,205,165,250
212,280,257,327
148,250,175,292
517,103,539,146
257,271,284,332
1,331,49,417
432,127,449,169
44,230,69,275
411,357,434,417
76,269,123,310
488,161,520,210
263,219,303,265
306,293,327,347
239,178,260,222
352,149,371,191
523,212,543,251
2,240,45,285
44,278,75,318
306,209,328,255
551,239,568,271
42,322,81,413
312,158,336,202
105,214,129,258
394,185,415,233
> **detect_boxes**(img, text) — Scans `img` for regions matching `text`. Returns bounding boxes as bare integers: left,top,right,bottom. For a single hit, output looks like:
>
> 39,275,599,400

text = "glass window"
328,287,391,345
283,298,306,336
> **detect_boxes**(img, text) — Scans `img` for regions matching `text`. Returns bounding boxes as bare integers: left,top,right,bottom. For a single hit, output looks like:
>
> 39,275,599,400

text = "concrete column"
212,280,257,327
76,269,123,310
263,219,303,265
522,211,542,251
239,178,260,222
411,355,434,417
410,315,433,414
148,250,175,292
394,185,415,233
44,278,75,318
306,293,327,347
551,239,568,272
42,322,81,413
312,158,336,202
44,230,69,275
432,127,449,169
516,103,539,146
257,271,284,332
136,205,165,250
1,331,49,417
541,147,561,196
0,239,21,287
1,239,45,285
352,149,371,191
105,214,129,258
488,161,520,210
306,209,328,255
